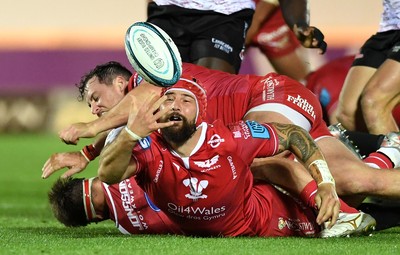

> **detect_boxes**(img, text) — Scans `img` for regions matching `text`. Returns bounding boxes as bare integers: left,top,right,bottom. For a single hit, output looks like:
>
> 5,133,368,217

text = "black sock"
345,131,385,157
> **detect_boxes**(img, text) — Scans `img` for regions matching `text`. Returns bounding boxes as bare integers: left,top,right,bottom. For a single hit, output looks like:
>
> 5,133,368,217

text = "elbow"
97,160,122,184
98,168,121,184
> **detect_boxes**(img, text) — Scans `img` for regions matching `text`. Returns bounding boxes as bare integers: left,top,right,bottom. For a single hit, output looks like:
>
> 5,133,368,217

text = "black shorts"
353,30,400,68
147,2,254,73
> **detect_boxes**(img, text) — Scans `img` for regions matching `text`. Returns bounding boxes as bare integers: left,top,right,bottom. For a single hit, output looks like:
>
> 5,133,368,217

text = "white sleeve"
104,126,125,147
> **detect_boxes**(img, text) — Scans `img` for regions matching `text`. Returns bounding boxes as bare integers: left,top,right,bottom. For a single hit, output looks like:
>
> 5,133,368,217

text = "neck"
91,178,108,220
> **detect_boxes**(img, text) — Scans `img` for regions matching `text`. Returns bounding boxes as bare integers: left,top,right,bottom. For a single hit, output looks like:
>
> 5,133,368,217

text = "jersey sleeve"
228,120,280,164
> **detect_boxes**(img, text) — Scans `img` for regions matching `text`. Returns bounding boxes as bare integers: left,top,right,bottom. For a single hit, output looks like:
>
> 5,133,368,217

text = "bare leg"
361,59,400,134
336,66,376,132
246,110,400,207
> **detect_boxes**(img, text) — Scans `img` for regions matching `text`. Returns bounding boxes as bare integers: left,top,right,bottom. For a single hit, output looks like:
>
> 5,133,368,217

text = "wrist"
309,159,335,186
124,126,142,141
81,144,100,162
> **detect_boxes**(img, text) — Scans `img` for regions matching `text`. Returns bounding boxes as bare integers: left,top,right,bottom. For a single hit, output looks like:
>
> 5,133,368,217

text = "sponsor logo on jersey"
153,160,164,183
239,121,251,139
207,134,225,148
138,136,151,149
183,177,208,201
166,178,227,222
233,130,242,138
286,94,316,120
260,76,279,101
257,25,289,46
226,156,238,179
277,217,316,235
119,180,148,230
245,120,270,139
194,155,220,169
167,203,226,221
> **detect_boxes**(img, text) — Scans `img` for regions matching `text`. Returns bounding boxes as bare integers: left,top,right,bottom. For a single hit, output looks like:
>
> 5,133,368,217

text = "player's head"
77,61,132,117
160,77,207,145
162,77,207,126
48,177,102,227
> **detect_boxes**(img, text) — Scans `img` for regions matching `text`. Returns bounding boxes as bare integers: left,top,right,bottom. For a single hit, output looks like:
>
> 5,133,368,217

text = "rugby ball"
125,22,182,87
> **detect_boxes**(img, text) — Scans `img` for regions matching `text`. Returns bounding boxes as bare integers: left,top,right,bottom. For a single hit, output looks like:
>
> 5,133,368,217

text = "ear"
114,76,128,93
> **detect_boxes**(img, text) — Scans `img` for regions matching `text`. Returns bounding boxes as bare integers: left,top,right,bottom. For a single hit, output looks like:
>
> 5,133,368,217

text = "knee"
335,109,354,128
361,91,377,111
361,92,383,120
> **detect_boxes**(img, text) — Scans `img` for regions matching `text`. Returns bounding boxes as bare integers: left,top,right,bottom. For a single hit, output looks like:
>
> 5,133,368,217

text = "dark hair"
76,61,132,101
48,177,88,227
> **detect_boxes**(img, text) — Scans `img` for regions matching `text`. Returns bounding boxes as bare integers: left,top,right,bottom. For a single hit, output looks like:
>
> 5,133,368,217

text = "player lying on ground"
47,61,400,208
49,156,375,237
48,78,375,237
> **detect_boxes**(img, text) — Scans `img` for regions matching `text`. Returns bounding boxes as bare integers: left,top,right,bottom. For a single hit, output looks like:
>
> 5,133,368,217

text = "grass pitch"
1,133,400,255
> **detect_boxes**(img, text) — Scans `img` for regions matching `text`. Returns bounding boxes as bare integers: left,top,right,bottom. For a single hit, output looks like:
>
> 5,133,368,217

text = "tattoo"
273,122,318,162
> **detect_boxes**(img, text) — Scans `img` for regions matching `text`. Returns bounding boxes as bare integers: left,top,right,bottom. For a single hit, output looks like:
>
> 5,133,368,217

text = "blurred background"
0,0,382,134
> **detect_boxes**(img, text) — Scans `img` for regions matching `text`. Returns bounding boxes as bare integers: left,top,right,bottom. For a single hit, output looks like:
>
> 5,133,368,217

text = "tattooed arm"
270,122,334,186
266,122,340,227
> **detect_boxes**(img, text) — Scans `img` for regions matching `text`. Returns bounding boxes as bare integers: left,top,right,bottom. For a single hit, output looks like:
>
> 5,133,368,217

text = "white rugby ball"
125,22,182,87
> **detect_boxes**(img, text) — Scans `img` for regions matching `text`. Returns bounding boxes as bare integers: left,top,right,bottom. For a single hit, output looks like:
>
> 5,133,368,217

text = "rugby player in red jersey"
45,61,400,207
94,78,373,237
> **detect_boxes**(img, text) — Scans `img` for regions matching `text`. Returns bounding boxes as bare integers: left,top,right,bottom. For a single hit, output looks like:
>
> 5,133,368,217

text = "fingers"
60,138,79,145
312,27,327,54
147,96,175,129
41,157,53,179
315,184,340,227
41,152,87,179
59,129,79,145
329,203,340,228
294,24,328,54
42,155,61,179
316,197,335,225
61,167,82,179
317,200,340,228
151,95,169,113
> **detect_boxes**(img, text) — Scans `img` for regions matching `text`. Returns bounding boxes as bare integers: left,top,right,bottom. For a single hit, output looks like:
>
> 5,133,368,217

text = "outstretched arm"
59,82,162,145
98,94,175,184
41,132,107,179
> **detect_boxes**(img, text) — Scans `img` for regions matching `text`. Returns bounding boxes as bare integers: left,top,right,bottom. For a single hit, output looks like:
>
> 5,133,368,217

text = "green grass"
1,133,400,255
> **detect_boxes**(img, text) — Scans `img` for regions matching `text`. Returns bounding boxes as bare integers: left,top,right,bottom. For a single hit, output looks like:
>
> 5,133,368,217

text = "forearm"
279,0,309,29
90,101,130,136
98,129,138,184
92,132,108,152
90,82,162,136
274,122,334,185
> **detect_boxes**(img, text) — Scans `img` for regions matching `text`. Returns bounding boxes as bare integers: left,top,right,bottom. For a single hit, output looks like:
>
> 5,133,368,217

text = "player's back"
102,178,182,235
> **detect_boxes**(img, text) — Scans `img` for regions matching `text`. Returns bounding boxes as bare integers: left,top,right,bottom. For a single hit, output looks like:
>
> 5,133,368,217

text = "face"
159,90,198,145
85,76,126,117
